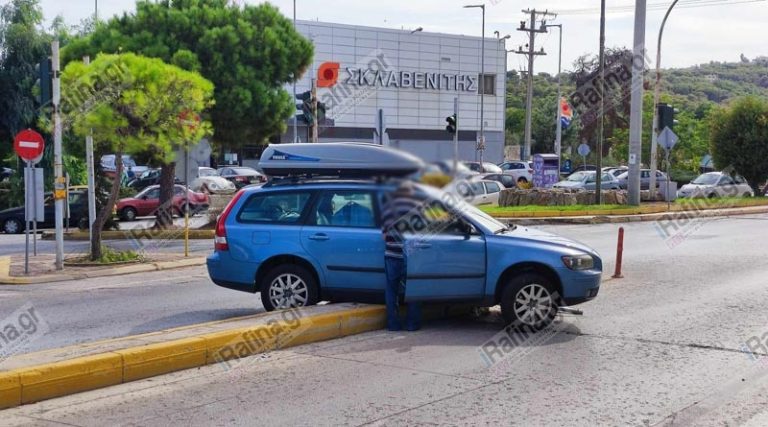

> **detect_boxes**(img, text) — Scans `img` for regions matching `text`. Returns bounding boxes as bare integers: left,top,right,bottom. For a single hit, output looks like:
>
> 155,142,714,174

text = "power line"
556,0,765,15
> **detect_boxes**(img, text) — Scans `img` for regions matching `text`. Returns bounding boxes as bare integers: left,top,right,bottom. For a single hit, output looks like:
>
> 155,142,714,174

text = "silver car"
677,172,754,198
553,171,621,190
615,169,668,190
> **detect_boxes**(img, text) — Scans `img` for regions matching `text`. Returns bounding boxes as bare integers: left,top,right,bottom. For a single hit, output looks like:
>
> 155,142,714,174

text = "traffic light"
445,114,457,134
317,101,326,123
657,103,679,132
35,58,52,107
295,90,313,125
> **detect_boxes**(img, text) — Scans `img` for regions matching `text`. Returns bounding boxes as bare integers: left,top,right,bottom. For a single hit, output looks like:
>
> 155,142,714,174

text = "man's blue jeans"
384,256,422,331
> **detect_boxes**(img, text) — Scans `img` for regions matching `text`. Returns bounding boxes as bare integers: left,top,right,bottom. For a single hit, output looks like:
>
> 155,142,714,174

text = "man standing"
381,180,423,331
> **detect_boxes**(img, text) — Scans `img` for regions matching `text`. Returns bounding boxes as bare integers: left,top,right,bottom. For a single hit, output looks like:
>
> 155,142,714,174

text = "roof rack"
258,142,424,180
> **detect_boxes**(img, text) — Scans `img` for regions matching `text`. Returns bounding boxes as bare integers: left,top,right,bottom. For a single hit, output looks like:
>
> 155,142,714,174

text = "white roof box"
258,142,424,178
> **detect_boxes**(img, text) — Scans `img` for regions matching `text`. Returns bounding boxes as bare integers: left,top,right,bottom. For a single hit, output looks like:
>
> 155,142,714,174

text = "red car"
117,184,209,221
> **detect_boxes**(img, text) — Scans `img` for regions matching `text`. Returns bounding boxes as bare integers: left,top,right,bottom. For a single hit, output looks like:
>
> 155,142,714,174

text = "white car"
677,172,754,198
498,161,533,184
445,179,502,206
190,167,237,194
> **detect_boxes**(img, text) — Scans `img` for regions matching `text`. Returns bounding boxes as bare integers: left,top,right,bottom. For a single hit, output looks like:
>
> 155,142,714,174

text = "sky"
39,0,768,75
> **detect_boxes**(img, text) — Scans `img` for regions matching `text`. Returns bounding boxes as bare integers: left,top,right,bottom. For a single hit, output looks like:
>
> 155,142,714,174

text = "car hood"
553,181,583,188
500,226,600,257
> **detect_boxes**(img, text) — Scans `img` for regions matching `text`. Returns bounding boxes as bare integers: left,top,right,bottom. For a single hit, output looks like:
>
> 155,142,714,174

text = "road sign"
24,167,44,222
657,127,678,151
14,129,45,162
577,143,591,157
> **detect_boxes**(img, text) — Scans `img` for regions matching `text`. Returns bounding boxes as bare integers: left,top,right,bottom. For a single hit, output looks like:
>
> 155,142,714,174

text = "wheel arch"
255,254,322,295
494,262,563,304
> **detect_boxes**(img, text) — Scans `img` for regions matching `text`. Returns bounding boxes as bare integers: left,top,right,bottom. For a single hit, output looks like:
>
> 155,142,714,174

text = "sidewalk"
0,253,206,285
0,302,472,409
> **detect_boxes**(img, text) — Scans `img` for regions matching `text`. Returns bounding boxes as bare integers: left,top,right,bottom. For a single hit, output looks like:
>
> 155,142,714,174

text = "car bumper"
557,267,601,306
206,252,258,293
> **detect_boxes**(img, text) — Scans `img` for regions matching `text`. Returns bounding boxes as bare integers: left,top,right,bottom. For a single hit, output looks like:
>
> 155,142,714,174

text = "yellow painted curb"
17,352,123,404
0,303,471,409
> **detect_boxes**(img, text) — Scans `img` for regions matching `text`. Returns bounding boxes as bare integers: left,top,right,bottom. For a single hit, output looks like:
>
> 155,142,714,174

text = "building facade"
277,20,508,165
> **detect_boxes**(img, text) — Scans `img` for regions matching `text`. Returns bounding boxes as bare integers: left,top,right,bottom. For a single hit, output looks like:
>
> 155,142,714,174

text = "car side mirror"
459,220,476,237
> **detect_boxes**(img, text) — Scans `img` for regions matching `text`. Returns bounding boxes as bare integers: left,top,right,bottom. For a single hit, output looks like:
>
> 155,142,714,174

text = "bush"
669,169,699,186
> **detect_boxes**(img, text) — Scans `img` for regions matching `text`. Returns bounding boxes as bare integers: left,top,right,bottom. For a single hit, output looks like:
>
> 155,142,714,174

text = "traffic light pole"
649,0,680,196
453,97,459,178
52,40,64,270
311,78,318,143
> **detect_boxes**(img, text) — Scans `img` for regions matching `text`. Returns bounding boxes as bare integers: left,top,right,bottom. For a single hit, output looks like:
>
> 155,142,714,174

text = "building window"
478,73,496,95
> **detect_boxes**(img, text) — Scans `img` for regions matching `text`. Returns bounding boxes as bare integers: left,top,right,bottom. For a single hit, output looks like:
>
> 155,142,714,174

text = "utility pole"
514,9,553,161
595,0,606,204
627,0,647,206
453,97,459,175
463,4,485,167
649,0,680,196
84,56,96,253
545,24,563,174
311,77,318,143
292,0,298,143
52,41,64,270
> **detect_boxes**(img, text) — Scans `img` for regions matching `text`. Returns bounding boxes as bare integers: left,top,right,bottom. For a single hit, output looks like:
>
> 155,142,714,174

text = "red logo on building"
317,62,340,87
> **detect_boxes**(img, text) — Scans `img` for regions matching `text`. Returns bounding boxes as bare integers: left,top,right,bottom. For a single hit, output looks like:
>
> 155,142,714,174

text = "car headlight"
562,254,594,270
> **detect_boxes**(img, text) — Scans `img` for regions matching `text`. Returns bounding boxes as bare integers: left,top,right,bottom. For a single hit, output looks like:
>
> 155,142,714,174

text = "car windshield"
568,172,590,182
231,167,257,175
199,168,217,177
692,173,720,185
417,183,507,234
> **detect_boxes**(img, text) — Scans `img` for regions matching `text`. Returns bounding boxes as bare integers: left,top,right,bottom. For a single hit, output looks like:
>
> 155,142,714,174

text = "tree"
63,0,313,149
0,0,51,164
710,96,768,195
61,53,214,260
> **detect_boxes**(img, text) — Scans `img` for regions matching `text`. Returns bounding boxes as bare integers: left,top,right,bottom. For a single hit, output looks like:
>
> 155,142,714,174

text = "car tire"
2,218,23,234
260,264,319,312
707,193,717,199
500,272,559,331
743,192,752,197
120,207,138,221
517,177,528,184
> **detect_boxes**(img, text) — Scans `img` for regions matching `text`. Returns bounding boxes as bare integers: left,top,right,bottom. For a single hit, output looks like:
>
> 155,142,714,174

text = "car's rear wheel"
707,193,717,199
500,273,559,330
260,264,319,311
120,207,137,221
2,218,23,234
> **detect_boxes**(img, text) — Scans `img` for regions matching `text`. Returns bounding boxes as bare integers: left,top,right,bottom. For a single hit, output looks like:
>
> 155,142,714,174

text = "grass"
66,246,144,265
481,204,629,215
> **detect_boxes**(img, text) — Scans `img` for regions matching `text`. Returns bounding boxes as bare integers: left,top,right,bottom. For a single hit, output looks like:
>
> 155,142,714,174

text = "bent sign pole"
14,129,45,275
52,40,65,270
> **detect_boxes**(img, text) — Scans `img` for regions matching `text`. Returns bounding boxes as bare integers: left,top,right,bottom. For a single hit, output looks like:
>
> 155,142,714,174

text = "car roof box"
258,142,424,178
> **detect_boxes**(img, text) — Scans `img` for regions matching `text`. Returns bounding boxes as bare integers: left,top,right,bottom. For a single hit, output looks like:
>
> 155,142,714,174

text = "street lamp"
410,27,423,34
464,4,485,167
545,23,563,175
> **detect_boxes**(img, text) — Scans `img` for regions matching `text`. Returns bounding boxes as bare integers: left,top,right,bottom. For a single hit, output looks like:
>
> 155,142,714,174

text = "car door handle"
308,233,330,241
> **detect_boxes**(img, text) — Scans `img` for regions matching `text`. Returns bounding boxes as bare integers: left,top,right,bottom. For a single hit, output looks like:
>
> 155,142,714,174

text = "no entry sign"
13,129,45,163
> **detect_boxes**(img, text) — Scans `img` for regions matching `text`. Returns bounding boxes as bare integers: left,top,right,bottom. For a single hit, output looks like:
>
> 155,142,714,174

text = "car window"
68,192,84,204
719,176,735,186
735,175,746,184
502,176,515,187
311,190,375,228
641,171,650,178
174,186,185,196
585,174,596,183
602,173,613,182
237,191,312,223
692,173,719,185
656,171,665,178
469,182,485,195
144,188,160,199
485,182,501,193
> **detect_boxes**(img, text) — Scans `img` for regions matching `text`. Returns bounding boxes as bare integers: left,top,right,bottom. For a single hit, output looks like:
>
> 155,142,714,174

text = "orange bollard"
612,227,624,279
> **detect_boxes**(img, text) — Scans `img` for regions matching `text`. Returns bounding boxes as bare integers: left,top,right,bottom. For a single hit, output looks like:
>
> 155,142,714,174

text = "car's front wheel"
260,264,319,311
2,218,23,234
120,207,137,221
500,273,559,330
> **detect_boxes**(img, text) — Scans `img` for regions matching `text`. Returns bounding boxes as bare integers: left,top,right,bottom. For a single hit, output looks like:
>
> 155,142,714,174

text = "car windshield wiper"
495,225,515,234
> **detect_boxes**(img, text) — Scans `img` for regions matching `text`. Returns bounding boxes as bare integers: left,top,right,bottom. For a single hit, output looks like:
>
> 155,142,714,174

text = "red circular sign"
178,110,201,132
13,129,45,162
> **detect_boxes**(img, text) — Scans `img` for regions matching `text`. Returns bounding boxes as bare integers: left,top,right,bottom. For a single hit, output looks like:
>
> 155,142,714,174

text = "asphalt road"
4,214,768,425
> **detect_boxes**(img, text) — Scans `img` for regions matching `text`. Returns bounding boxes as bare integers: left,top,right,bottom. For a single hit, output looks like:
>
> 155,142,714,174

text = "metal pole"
32,165,37,256
479,5,485,169
595,0,606,204
523,9,535,161
627,0,647,206
666,150,671,211
292,0,298,143
52,40,64,270
551,24,563,175
184,146,190,258
24,162,30,275
84,56,96,252
649,0,680,197
453,97,459,177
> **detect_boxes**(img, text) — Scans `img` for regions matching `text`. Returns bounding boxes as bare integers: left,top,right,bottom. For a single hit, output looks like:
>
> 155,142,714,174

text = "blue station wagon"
207,179,602,329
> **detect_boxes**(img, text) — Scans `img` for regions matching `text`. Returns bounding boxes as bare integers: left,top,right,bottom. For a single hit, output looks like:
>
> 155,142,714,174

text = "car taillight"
215,190,245,251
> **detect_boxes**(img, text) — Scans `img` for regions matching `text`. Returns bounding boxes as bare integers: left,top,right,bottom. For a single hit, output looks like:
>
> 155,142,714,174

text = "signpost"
179,111,201,258
577,143,590,171
657,127,679,210
14,129,45,274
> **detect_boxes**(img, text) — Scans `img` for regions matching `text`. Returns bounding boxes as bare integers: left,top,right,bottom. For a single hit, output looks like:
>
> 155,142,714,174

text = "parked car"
0,190,87,234
430,160,478,179
473,173,518,189
218,166,267,188
100,155,148,178
615,169,668,190
463,161,503,174
126,168,181,191
498,161,533,184
553,171,621,190
446,179,503,206
207,179,602,329
1,167,14,181
603,166,628,178
190,167,236,194
677,172,754,198
571,164,598,173
116,184,209,221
